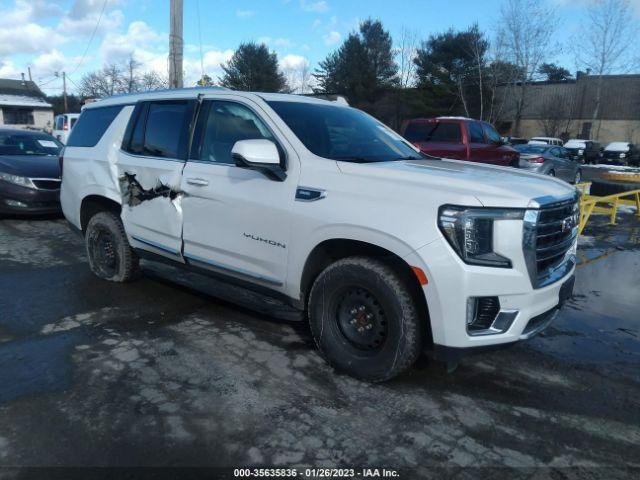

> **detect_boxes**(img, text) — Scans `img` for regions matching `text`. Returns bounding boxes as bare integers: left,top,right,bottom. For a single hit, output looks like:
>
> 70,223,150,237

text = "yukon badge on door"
243,233,286,249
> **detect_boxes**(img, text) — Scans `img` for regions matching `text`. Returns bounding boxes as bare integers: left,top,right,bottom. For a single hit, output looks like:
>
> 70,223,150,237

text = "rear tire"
85,211,140,282
308,256,423,382
548,169,556,177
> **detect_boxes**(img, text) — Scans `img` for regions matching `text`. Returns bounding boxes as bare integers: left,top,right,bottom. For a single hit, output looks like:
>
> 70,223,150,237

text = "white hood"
337,158,576,209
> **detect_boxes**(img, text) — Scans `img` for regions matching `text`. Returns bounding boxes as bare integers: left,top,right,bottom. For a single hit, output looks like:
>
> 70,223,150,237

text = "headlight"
438,206,524,268
620,153,626,158
0,172,36,189
578,149,584,155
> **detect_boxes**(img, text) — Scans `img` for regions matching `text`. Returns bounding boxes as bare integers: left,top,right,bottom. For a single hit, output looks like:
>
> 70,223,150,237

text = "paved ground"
0,213,639,477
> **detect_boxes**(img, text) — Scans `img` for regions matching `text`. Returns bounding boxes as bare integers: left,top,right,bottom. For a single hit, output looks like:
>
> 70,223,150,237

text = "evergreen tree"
314,19,397,103
220,42,289,92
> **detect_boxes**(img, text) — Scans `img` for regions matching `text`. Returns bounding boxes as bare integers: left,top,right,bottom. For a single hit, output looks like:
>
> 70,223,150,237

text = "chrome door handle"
186,177,209,186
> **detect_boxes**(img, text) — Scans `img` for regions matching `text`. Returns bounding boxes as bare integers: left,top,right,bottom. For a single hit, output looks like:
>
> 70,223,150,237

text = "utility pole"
62,71,68,113
169,0,183,89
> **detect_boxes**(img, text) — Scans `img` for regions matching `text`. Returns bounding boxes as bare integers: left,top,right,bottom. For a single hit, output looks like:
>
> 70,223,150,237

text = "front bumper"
0,181,61,215
404,233,575,353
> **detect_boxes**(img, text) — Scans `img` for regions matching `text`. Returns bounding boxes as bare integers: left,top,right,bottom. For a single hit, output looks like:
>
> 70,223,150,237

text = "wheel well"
300,239,431,342
80,195,121,233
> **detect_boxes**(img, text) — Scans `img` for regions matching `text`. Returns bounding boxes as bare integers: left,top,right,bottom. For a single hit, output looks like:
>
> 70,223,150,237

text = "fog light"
467,297,500,331
4,199,27,208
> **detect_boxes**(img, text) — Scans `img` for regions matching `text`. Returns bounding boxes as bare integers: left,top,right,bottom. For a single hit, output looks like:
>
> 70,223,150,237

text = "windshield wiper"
332,156,379,163
396,153,440,161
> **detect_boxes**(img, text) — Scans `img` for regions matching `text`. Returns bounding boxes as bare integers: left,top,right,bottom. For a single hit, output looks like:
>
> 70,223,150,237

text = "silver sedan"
514,144,582,184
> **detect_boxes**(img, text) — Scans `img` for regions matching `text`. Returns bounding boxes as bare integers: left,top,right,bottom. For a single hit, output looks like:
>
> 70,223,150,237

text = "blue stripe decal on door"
184,252,283,286
131,235,181,255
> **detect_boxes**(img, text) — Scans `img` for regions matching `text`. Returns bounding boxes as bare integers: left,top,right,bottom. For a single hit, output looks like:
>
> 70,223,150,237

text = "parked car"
0,128,62,215
563,139,601,164
52,113,80,144
61,89,577,381
599,142,640,166
401,117,519,166
528,137,564,146
514,144,582,183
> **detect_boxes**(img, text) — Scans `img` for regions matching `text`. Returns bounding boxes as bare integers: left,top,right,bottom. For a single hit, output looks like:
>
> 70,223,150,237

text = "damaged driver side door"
117,98,196,261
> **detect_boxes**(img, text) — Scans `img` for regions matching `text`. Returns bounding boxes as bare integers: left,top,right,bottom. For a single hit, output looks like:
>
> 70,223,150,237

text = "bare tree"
124,56,142,93
536,93,574,138
79,61,167,99
140,71,168,91
498,0,557,135
396,27,418,88
574,0,639,137
283,62,312,94
469,26,486,120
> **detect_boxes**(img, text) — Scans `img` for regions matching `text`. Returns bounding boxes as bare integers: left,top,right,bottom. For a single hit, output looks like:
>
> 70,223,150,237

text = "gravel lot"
0,214,639,477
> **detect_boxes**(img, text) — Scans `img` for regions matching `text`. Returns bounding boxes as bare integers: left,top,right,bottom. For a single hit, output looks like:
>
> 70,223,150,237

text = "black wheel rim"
88,227,119,277
335,287,388,351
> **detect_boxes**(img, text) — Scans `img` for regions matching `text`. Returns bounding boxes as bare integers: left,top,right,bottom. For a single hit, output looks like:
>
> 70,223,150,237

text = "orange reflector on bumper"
411,266,428,285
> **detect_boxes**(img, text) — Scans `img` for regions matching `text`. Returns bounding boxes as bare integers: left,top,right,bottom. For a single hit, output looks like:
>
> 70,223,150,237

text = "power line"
68,0,108,76
66,75,80,90
37,76,59,88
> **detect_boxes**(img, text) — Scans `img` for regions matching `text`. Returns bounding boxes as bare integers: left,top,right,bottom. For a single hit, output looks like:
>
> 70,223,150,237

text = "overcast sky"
1,0,639,95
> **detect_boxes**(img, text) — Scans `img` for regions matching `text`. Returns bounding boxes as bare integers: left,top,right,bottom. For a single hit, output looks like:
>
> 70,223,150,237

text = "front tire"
85,211,140,282
308,256,423,382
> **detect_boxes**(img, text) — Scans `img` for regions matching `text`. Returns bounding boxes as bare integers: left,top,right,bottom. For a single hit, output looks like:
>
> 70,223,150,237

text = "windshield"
515,144,548,154
564,140,585,149
605,142,629,151
0,132,62,156
267,101,423,162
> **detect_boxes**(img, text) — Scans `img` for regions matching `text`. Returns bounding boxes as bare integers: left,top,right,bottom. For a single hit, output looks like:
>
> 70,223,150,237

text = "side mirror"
231,139,286,182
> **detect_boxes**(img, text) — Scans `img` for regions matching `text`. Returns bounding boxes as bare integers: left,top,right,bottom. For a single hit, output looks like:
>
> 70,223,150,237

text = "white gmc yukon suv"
60,88,578,381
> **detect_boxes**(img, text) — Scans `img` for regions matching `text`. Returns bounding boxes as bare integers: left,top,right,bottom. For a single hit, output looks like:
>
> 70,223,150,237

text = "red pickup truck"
401,117,519,167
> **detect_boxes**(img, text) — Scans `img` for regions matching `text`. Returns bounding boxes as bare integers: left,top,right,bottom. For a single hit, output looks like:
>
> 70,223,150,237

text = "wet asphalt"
0,212,639,477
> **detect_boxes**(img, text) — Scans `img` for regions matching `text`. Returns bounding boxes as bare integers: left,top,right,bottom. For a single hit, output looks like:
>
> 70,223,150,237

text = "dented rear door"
117,98,197,261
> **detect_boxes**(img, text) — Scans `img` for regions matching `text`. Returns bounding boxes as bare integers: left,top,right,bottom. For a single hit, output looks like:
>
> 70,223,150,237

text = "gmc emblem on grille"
561,216,575,233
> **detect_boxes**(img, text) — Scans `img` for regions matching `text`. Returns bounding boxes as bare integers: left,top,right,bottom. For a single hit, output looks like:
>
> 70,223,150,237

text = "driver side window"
196,101,275,164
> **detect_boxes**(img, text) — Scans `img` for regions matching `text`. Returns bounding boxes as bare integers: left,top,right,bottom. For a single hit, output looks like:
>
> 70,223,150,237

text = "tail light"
528,156,545,163
63,118,69,130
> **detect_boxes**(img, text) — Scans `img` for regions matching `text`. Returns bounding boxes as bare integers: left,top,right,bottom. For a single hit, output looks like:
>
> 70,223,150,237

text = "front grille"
32,179,61,190
565,148,580,156
523,197,578,288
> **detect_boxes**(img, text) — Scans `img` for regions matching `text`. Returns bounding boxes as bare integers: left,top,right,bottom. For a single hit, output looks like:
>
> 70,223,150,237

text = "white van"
52,113,80,144
529,137,564,146
60,87,578,381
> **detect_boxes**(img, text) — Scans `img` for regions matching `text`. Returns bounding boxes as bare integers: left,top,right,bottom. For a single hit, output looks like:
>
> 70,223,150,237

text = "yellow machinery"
576,182,640,235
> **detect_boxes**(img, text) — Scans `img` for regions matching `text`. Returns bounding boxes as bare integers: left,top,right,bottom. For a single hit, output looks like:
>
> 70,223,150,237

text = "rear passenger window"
404,122,462,143
123,100,194,159
145,102,191,158
67,106,124,147
468,122,485,143
403,123,428,142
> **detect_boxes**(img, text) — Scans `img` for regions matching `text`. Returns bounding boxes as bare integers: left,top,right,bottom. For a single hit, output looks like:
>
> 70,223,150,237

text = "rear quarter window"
405,122,461,143
67,105,125,147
